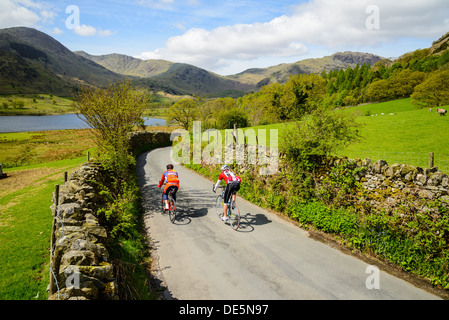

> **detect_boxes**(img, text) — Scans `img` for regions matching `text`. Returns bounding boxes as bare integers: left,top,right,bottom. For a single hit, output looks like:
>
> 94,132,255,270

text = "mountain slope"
131,63,254,96
430,31,449,55
75,51,173,78
76,51,255,97
227,51,384,87
0,27,125,95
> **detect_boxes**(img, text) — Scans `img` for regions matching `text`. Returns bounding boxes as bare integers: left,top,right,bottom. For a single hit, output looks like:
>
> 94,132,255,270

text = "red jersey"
158,170,180,191
218,170,241,184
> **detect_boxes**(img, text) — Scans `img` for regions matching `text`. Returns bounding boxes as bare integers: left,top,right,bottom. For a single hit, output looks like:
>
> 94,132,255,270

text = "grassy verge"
0,128,96,299
0,156,87,299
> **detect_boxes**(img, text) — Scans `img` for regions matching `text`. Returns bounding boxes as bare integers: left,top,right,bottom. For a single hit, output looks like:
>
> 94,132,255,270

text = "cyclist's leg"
168,186,177,210
231,182,240,206
222,184,232,220
163,185,170,210
170,186,178,202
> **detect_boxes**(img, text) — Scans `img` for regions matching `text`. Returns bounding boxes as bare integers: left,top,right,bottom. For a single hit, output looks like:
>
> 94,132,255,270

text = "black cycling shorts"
224,181,240,203
164,186,178,201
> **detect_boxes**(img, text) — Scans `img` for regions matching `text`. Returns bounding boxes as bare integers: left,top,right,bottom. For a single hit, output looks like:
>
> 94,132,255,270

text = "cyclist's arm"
158,173,166,188
213,173,224,192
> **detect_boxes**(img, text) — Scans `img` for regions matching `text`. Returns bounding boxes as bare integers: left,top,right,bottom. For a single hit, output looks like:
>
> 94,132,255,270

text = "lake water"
0,114,166,133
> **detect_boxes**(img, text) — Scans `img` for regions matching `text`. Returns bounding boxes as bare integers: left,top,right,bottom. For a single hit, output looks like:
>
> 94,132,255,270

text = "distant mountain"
75,51,173,78
138,63,255,96
78,49,384,94
3,26,434,99
0,27,125,96
76,51,255,97
227,51,384,87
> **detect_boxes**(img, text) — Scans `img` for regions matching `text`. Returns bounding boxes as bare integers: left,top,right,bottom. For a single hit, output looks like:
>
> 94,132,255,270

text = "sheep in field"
438,108,447,116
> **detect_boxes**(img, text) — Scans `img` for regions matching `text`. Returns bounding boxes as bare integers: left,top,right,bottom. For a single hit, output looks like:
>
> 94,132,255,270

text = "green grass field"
0,94,77,116
235,98,449,172
0,129,94,169
339,99,449,171
0,129,95,300
0,155,90,300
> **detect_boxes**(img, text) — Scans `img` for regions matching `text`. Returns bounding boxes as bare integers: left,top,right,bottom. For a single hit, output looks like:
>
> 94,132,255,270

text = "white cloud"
39,9,56,24
138,0,449,74
73,24,114,37
0,0,41,28
74,24,97,37
98,29,114,37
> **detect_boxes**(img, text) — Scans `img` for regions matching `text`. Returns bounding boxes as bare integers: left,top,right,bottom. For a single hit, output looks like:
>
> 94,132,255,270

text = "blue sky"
1,0,449,75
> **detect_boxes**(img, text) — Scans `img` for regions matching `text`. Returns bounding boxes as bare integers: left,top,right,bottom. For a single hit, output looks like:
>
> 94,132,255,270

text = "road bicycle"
214,185,240,230
161,187,177,223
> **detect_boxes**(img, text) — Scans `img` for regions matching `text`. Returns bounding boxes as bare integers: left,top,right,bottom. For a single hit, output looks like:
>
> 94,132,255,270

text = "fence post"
429,152,434,168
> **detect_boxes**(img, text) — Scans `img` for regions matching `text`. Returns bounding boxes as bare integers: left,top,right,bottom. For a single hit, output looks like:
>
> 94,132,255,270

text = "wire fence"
336,150,449,174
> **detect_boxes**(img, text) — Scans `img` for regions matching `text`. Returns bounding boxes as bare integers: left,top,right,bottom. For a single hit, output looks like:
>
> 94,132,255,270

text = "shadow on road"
237,212,272,232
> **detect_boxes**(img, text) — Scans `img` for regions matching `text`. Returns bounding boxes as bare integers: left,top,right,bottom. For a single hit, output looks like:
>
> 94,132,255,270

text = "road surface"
137,147,440,300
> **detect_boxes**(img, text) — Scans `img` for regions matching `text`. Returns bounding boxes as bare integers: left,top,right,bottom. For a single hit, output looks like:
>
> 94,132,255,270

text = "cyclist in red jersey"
213,165,241,221
158,164,180,211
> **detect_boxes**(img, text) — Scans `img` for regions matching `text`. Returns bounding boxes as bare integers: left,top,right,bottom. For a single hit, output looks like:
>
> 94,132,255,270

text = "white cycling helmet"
221,164,230,171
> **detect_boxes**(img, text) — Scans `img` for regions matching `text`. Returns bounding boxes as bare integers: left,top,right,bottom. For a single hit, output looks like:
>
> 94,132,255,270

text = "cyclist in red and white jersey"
213,165,241,221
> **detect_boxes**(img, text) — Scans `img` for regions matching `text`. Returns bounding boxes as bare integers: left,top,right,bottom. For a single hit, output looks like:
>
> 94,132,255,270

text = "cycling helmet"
166,164,174,170
221,164,230,171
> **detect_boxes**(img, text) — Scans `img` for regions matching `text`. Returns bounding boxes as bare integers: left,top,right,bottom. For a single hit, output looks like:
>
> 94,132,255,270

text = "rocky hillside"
430,31,449,55
75,51,173,78
0,27,125,95
227,51,384,87
76,51,255,97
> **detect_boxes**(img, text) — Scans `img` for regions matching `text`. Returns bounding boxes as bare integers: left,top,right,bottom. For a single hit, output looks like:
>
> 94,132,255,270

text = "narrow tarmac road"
137,147,440,300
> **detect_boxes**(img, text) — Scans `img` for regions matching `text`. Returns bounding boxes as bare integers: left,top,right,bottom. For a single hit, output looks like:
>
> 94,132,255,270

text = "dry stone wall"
49,162,116,300
326,156,449,216
48,131,171,300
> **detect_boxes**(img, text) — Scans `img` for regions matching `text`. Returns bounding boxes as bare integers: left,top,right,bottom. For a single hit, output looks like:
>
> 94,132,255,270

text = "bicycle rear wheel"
215,194,224,218
229,203,240,230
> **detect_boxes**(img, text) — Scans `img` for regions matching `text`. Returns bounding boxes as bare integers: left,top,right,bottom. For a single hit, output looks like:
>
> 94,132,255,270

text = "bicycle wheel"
215,194,224,218
168,196,176,223
228,202,240,230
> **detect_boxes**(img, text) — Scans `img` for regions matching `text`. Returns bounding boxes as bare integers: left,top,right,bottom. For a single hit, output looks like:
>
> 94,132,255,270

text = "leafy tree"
411,69,449,108
239,92,269,126
216,108,248,129
259,82,285,122
281,74,326,119
388,69,426,99
166,98,199,130
280,106,362,170
75,80,150,196
366,79,390,102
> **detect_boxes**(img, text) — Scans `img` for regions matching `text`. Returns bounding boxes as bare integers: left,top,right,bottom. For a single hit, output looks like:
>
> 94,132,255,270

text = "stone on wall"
49,162,118,300
327,157,449,217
